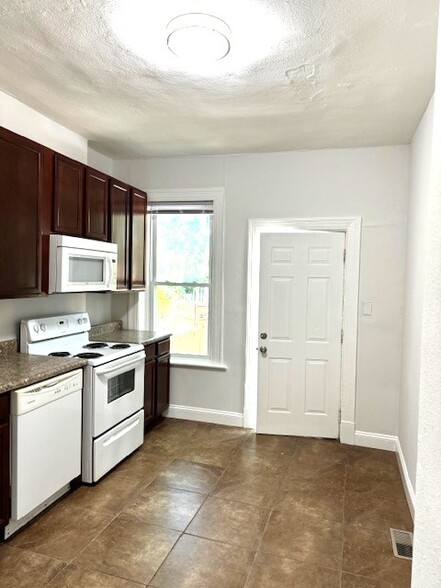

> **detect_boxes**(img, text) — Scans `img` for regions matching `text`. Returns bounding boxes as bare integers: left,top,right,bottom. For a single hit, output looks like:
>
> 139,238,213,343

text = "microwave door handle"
105,257,112,289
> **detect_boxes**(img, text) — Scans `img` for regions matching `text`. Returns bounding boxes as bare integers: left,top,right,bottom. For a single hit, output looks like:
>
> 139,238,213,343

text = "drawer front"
157,339,170,357
144,343,156,360
0,396,9,423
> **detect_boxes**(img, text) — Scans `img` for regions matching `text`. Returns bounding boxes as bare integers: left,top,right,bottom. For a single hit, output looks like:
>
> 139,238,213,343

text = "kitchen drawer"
0,396,9,423
157,339,170,357
144,343,156,361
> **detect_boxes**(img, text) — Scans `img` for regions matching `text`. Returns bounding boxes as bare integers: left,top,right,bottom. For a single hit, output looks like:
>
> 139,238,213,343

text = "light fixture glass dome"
166,13,231,63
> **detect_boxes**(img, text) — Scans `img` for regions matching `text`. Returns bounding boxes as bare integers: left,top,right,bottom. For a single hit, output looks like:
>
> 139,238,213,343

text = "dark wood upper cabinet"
85,168,109,241
109,179,130,290
0,127,51,298
130,188,147,291
53,154,84,236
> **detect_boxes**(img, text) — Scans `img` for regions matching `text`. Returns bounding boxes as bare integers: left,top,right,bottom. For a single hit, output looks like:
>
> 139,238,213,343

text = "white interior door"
257,231,345,438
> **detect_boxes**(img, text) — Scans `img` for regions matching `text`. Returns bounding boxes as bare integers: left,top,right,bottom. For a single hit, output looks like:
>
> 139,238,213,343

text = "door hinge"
338,408,342,423
343,249,346,263
341,329,344,344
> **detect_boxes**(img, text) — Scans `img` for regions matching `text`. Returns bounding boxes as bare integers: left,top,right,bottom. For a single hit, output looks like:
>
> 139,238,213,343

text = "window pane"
156,213,211,284
154,285,209,356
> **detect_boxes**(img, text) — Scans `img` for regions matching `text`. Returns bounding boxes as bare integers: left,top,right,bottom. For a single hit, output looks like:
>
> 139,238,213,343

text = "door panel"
53,154,84,236
0,128,49,297
257,231,345,438
130,188,147,290
156,354,170,416
109,180,130,290
85,168,108,241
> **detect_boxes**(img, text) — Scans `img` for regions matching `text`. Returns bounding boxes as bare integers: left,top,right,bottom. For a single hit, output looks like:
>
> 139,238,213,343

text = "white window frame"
147,188,225,370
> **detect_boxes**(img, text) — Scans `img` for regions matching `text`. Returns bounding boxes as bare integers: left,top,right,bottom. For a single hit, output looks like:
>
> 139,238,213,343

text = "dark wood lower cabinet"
143,339,171,432
156,354,171,417
0,395,10,530
144,358,156,429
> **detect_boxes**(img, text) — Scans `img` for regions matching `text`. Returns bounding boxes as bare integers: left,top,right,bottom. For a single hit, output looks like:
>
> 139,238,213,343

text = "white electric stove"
20,312,145,483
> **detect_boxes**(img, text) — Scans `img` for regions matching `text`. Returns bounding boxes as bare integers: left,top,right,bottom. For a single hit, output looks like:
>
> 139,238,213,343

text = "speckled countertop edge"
0,339,87,395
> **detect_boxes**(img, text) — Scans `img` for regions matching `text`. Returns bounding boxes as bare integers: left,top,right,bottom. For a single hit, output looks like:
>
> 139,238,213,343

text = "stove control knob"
40,323,47,332
33,324,39,333
78,319,82,324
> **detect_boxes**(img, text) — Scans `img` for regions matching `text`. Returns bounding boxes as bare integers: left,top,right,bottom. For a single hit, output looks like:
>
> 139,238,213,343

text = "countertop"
0,340,87,395
92,329,172,346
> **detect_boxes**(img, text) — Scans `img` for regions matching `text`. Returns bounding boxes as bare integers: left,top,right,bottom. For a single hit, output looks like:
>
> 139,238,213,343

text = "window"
148,190,224,366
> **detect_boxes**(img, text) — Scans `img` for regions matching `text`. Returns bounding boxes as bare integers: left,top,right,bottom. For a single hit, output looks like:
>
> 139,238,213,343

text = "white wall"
0,90,112,340
412,7,441,583
114,145,410,436
399,97,434,495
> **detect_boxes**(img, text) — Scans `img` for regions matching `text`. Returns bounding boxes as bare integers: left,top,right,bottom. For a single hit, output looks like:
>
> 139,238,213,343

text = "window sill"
170,358,228,371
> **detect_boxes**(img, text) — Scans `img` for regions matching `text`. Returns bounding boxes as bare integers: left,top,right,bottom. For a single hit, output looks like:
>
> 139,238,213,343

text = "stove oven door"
92,350,145,437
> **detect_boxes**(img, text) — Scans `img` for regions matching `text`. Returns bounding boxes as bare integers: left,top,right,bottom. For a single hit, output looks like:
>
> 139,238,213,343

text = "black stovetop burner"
83,342,108,349
49,351,71,357
110,344,131,349
74,352,104,359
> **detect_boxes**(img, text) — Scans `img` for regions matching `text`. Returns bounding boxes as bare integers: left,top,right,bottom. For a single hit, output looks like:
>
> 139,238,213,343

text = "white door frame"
244,217,362,445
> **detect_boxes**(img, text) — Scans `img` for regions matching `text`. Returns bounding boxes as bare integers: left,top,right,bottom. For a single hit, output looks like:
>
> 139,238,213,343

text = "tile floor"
0,419,413,587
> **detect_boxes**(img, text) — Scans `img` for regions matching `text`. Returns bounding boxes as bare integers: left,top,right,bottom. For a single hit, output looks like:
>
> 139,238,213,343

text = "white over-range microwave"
48,234,118,293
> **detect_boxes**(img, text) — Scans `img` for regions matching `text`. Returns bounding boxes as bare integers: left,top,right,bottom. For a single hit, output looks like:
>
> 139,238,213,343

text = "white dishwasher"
5,369,82,538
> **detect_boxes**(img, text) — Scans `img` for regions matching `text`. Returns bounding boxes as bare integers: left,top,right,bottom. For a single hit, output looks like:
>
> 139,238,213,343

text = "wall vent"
390,528,413,560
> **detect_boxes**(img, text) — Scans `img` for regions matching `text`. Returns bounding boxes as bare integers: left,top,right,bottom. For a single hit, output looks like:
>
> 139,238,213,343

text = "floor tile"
153,459,224,494
228,447,291,476
245,552,341,588
187,424,251,451
64,471,148,515
116,450,172,480
243,433,298,455
348,449,401,477
341,572,387,587
122,485,206,531
155,419,210,436
186,496,270,550
211,470,282,507
0,545,65,588
8,502,113,562
274,480,344,522
177,445,238,468
260,509,343,570
294,438,350,465
74,513,180,585
150,534,255,588
346,466,407,502
47,563,144,587
344,492,413,532
286,458,347,493
343,524,411,585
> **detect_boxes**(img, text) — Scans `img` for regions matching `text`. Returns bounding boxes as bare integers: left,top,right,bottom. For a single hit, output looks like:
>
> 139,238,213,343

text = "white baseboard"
395,438,416,519
164,404,244,427
340,420,355,445
354,430,398,451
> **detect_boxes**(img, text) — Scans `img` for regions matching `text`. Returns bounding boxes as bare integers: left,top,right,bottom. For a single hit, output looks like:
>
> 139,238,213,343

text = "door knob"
259,346,267,354
260,332,268,339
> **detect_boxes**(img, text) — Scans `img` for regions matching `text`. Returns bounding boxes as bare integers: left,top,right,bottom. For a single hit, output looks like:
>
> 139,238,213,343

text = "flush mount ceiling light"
166,13,231,63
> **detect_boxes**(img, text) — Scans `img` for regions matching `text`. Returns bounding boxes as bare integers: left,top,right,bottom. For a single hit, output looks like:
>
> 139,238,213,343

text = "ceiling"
0,0,438,158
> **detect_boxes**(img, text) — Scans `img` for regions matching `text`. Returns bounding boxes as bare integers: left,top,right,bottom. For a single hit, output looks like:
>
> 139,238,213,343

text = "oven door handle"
102,418,141,447
94,353,146,377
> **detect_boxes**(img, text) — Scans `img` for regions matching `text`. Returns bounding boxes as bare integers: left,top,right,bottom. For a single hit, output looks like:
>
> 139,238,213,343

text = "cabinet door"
109,179,130,290
144,358,156,429
0,128,50,298
53,154,84,236
156,353,170,417
130,188,147,290
0,421,9,528
85,168,108,241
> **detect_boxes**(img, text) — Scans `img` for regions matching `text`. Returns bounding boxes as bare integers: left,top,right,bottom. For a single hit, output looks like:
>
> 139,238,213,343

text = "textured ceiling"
0,0,438,157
